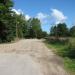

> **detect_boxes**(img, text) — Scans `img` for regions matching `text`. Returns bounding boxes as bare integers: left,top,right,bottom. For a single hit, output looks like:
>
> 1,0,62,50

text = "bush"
46,37,69,45
46,37,75,59
67,42,75,58
58,38,75,59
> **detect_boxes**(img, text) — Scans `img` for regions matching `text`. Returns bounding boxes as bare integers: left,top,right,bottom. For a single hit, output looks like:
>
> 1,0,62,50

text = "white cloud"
25,15,31,20
36,12,48,20
12,8,67,25
51,9,67,24
36,12,49,24
12,9,31,20
12,9,23,15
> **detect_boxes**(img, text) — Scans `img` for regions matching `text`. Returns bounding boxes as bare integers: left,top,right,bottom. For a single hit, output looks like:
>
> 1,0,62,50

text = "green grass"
64,58,75,75
45,41,67,56
45,38,75,75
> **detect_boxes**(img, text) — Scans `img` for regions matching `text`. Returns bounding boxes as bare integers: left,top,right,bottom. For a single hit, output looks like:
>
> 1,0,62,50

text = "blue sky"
13,0,75,33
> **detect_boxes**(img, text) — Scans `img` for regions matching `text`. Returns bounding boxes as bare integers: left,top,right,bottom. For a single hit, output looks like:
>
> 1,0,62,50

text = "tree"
50,26,57,36
0,0,14,42
0,21,8,42
50,23,69,37
70,26,75,37
0,0,13,14
0,0,44,42
41,31,48,38
57,23,69,37
27,18,42,38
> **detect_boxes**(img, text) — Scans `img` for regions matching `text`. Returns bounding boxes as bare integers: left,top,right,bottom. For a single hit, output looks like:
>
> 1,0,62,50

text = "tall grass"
45,37,75,75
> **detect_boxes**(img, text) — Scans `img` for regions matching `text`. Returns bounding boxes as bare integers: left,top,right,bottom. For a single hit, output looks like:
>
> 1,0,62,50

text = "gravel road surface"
0,39,68,75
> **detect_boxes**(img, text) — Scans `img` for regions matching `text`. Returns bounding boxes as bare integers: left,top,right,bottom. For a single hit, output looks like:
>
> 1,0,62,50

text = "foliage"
70,26,75,37
45,38,75,75
50,23,69,37
27,18,43,39
64,58,75,75
46,37,75,59
41,31,48,38
50,26,57,36
0,0,14,42
0,0,46,42
66,38,75,58
46,37,69,45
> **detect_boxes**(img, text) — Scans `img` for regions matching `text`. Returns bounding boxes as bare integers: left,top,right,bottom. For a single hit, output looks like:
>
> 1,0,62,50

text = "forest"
0,0,47,43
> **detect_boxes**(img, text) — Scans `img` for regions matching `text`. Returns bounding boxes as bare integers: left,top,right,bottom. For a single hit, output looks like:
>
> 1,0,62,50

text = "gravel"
0,39,69,75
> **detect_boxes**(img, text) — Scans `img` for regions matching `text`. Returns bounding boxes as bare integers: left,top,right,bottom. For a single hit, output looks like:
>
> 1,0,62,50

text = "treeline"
0,0,47,43
50,23,75,37
48,23,75,59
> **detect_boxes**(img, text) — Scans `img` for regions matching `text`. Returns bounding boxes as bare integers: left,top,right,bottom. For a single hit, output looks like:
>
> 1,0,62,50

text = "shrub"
67,42,75,58
46,37,69,45
59,39,75,59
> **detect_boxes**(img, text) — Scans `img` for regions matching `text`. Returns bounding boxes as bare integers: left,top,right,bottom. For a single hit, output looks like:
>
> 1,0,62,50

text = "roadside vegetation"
45,23,75,75
0,0,47,43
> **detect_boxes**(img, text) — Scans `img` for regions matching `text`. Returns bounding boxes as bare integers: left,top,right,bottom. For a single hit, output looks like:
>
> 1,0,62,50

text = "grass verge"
45,40,75,75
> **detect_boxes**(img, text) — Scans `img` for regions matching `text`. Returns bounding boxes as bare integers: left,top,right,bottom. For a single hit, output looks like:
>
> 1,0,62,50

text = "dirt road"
0,39,68,75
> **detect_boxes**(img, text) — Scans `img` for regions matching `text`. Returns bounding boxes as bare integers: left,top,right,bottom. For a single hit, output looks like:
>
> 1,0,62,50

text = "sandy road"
0,39,68,75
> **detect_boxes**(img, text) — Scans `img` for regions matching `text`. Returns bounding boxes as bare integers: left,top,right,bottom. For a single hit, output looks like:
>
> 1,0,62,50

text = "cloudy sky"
13,0,75,33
